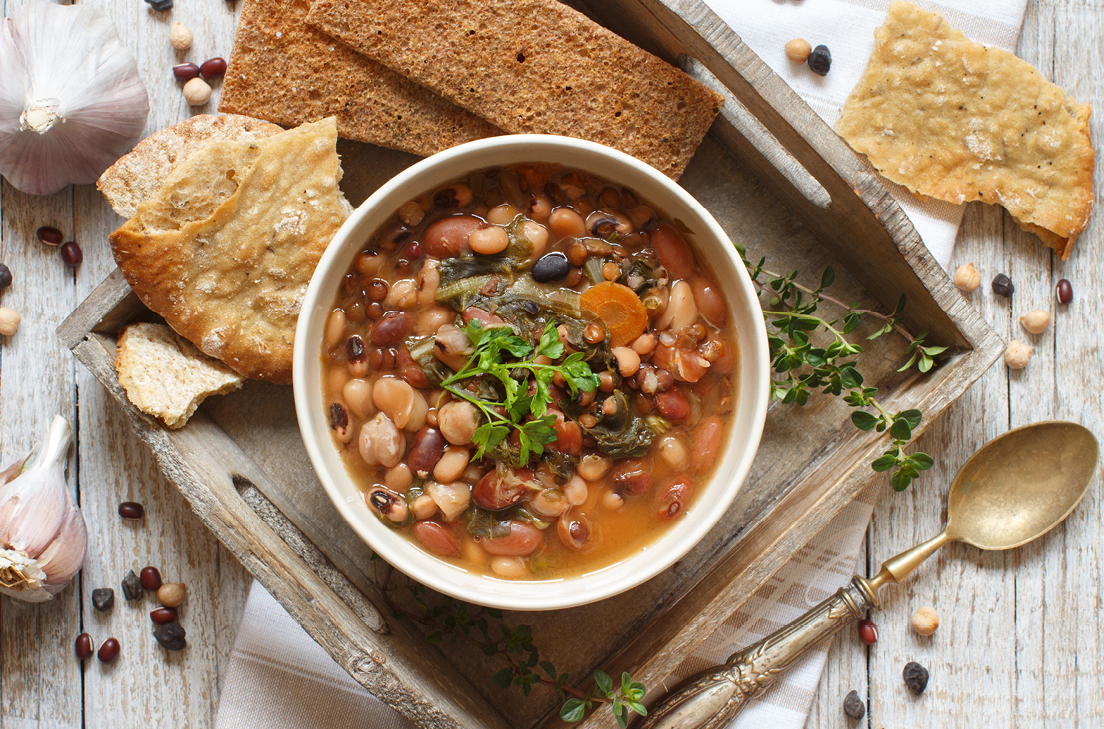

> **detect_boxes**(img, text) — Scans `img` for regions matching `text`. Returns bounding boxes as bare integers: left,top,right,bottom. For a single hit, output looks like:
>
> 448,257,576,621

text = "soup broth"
321,163,736,579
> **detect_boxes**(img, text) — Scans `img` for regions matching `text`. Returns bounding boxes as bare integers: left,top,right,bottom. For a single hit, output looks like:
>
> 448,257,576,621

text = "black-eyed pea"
416,264,440,306
600,487,625,511
343,378,374,418
384,463,414,492
329,402,353,443
433,446,470,483
528,192,552,222
557,512,591,551
368,487,408,522
469,225,510,255
324,309,347,348
612,346,641,377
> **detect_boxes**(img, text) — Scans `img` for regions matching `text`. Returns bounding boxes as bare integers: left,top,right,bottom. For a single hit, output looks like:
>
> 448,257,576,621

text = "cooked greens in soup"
321,164,736,579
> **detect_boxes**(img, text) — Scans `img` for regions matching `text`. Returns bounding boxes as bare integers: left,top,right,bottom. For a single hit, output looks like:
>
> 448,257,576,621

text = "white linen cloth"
216,2,1028,728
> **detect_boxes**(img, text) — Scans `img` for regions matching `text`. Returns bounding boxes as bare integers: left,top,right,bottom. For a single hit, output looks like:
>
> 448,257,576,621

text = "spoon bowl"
946,421,1098,550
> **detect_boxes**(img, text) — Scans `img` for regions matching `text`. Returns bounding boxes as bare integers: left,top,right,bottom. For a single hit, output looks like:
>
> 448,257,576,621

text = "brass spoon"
639,421,1099,729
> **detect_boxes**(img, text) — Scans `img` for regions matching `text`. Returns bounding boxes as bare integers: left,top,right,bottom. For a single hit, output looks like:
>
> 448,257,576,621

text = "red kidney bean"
692,416,724,474
36,226,63,246
140,566,162,591
857,619,878,645
691,278,726,323
473,468,532,511
118,501,144,520
424,215,482,257
173,62,200,81
397,346,431,388
150,607,179,625
653,387,689,422
75,633,94,660
557,512,591,551
98,638,121,663
199,57,227,79
412,521,461,557
551,415,582,455
655,476,695,521
407,427,446,478
650,222,693,279
613,459,651,495
60,241,83,267
370,311,412,346
479,521,542,556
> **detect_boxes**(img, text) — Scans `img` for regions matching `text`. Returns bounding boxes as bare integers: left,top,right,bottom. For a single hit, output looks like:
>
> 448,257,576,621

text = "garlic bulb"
0,3,149,196
0,416,87,602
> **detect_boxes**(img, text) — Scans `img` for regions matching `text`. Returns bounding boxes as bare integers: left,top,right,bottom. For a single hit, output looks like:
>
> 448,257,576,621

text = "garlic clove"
0,548,52,602
35,497,88,591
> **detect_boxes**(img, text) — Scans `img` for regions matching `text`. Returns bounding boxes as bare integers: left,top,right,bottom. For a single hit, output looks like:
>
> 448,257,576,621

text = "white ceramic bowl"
294,135,769,610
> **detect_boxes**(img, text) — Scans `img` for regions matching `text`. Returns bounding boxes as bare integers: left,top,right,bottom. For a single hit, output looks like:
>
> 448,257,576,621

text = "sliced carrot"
580,281,648,347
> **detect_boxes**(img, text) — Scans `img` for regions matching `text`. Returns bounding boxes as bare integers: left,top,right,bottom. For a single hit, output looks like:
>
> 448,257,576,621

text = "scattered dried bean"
0,263,11,290
154,622,187,651
92,588,115,612
808,45,832,75
98,637,121,663
60,241,82,267
903,661,929,695
118,501,144,520
158,582,187,608
140,566,163,592
785,38,812,63
173,63,200,81
1056,278,1073,304
75,633,94,661
843,690,865,719
36,226,63,246
857,619,878,645
992,273,1014,297
121,570,143,601
151,607,179,625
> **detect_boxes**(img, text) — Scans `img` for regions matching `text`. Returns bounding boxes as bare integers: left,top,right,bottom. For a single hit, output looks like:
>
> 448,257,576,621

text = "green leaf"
910,452,935,470
891,468,913,491
918,354,934,373
889,417,912,441
540,660,557,679
537,320,565,359
621,672,633,697
492,668,514,689
899,409,922,429
593,670,613,696
626,700,648,716
820,266,836,290
871,454,898,472
851,411,879,431
611,698,624,718
560,698,587,723
923,345,948,356
483,643,499,656
897,351,919,373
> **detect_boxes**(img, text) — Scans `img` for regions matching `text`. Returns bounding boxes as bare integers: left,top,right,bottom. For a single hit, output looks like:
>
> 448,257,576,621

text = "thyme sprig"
375,564,646,726
736,243,939,491
439,320,600,463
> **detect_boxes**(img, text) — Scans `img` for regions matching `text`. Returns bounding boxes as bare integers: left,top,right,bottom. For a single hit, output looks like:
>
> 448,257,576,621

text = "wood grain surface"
1,1,1100,729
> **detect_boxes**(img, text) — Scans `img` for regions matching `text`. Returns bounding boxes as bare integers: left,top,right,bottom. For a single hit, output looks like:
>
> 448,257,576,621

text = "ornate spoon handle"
638,576,878,729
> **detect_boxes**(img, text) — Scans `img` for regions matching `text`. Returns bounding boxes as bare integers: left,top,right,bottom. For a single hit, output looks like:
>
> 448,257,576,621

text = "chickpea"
183,77,212,106
384,463,414,491
520,220,549,259
563,475,588,506
486,204,521,225
469,225,510,255
578,454,612,481
548,207,587,238
343,378,374,418
324,309,347,348
438,400,480,445
433,446,470,483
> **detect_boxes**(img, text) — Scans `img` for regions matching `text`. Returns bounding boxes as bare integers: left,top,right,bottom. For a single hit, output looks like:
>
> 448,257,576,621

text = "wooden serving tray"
59,1,1003,727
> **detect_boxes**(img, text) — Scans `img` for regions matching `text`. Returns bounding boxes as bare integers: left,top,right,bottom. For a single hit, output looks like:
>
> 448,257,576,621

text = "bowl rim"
293,134,769,610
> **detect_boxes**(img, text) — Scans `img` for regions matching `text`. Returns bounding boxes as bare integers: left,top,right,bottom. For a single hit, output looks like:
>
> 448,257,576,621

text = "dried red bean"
118,501,144,520
75,633,94,661
1056,278,1073,304
199,57,227,79
140,566,163,591
653,387,689,422
473,468,532,511
400,240,424,262
173,62,200,81
59,241,82,267
407,427,446,478
655,476,694,520
370,311,412,346
412,521,460,557
36,226,63,246
857,619,878,645
98,637,121,663
613,459,651,495
150,607,179,625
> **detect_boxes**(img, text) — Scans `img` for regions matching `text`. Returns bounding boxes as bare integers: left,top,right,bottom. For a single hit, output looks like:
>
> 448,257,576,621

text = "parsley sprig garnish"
439,320,600,464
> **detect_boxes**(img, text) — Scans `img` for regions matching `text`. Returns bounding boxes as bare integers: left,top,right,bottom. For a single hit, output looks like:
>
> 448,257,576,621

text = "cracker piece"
115,322,245,429
110,118,351,384
836,1,1093,259
219,0,502,157
97,114,283,219
305,0,723,180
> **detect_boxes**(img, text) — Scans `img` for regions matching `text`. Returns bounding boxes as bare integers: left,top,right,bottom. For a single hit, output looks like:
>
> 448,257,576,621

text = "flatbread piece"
305,0,723,180
219,0,502,157
97,114,283,219
110,118,351,384
836,1,1093,258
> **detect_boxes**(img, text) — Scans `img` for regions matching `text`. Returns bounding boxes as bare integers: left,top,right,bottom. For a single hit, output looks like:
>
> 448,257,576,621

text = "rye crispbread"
305,0,723,180
115,322,245,429
110,118,351,384
218,0,502,157
97,114,283,219
836,2,1094,259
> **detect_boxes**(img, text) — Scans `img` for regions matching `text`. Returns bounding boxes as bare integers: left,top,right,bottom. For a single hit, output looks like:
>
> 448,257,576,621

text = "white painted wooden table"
1,0,1099,727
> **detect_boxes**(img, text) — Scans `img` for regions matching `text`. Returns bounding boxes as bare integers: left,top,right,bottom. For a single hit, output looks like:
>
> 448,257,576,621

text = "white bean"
577,454,612,482
486,204,521,225
358,412,404,467
438,400,480,445
343,378,374,418
411,494,438,520
384,463,414,491
657,434,690,472
490,556,528,579
564,475,588,506
384,278,418,308
324,309,347,348
657,280,698,333
433,446,470,483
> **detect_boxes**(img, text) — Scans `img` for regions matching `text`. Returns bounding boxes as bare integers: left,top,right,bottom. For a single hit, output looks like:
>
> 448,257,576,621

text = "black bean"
98,637,121,663
154,622,188,651
150,607,179,625
992,273,1014,297
60,241,83,267
531,252,571,282
843,690,865,719
121,570,143,600
144,0,173,10
1056,278,1073,304
903,661,929,695
91,588,115,612
75,633,94,661
118,501,144,520
36,226,63,246
0,263,11,290
140,566,163,591
199,57,227,79
808,45,832,76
